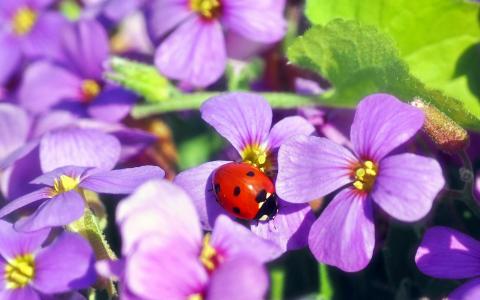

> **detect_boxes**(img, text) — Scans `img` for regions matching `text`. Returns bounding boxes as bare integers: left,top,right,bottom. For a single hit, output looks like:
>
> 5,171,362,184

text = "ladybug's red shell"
212,162,277,220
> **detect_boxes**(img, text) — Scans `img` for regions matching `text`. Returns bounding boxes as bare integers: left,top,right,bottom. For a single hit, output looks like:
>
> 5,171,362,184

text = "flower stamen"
50,175,80,197
81,79,101,102
5,254,35,289
352,160,378,192
241,144,271,172
199,234,222,272
12,7,37,36
190,0,221,19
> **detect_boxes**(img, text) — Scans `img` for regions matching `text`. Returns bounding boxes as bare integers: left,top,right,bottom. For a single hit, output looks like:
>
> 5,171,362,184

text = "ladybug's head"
254,193,278,222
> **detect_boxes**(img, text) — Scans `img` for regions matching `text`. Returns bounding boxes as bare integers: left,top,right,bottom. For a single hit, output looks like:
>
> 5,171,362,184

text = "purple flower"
0,0,67,82
0,220,96,299
0,162,164,231
146,0,287,87
0,160,164,231
174,92,316,252
276,93,445,272
0,111,155,200
18,19,137,122
100,179,278,299
416,226,480,300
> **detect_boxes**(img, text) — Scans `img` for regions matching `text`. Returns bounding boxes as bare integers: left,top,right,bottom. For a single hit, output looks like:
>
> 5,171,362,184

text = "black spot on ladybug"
233,186,241,196
255,189,267,203
233,207,241,214
214,184,220,194
246,171,255,177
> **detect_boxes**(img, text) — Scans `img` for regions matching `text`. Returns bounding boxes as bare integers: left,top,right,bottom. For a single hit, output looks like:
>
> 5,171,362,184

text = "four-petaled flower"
99,179,279,300
0,220,95,299
18,19,137,123
175,92,316,252
276,93,445,271
147,0,287,87
0,164,164,232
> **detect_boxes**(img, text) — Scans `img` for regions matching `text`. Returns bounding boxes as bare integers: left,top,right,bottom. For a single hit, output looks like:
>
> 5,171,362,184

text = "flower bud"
411,98,469,154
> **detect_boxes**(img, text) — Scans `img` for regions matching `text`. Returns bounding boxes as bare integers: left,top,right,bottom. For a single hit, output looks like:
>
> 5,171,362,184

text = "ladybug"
212,162,278,221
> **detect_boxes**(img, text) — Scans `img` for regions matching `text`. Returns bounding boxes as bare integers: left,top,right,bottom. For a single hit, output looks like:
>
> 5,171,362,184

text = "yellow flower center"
81,79,101,102
12,7,38,36
199,234,222,272
352,160,378,192
5,254,35,289
188,293,204,300
190,0,221,19
241,144,271,172
50,175,80,197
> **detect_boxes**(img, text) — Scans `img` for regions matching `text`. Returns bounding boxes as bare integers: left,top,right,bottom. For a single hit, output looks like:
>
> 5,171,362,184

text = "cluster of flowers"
0,0,478,299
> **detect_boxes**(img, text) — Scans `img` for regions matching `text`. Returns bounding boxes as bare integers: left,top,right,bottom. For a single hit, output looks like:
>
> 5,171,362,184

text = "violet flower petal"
30,166,91,186
0,104,29,161
60,19,108,79
250,200,315,252
372,153,444,222
200,93,272,153
276,136,356,204
155,16,226,87
146,0,192,43
87,87,137,123
211,215,281,263
350,93,424,161
0,220,49,260
126,236,207,299
1,147,42,200
174,160,230,230
207,254,268,300
415,226,480,279
117,179,202,254
0,188,50,219
308,188,374,272
0,286,40,300
267,116,315,151
21,12,67,60
80,165,165,194
15,191,85,232
221,0,286,43
33,233,96,293
19,61,82,114
0,34,21,84
39,128,121,172
96,259,125,280
448,278,480,300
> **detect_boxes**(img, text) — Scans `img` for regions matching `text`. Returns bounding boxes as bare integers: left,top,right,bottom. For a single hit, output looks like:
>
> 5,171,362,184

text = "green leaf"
305,0,480,121
288,20,480,130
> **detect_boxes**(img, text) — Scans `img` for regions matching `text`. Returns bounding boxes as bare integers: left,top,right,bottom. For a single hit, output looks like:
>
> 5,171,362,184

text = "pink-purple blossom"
174,92,316,252
146,0,287,87
276,93,445,272
0,163,164,232
100,179,277,300
0,220,95,299
18,19,137,122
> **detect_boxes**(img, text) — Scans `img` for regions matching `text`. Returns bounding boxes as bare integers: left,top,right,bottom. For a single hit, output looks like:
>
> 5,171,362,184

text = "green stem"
270,266,285,300
318,264,333,300
131,92,317,118
452,150,480,219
